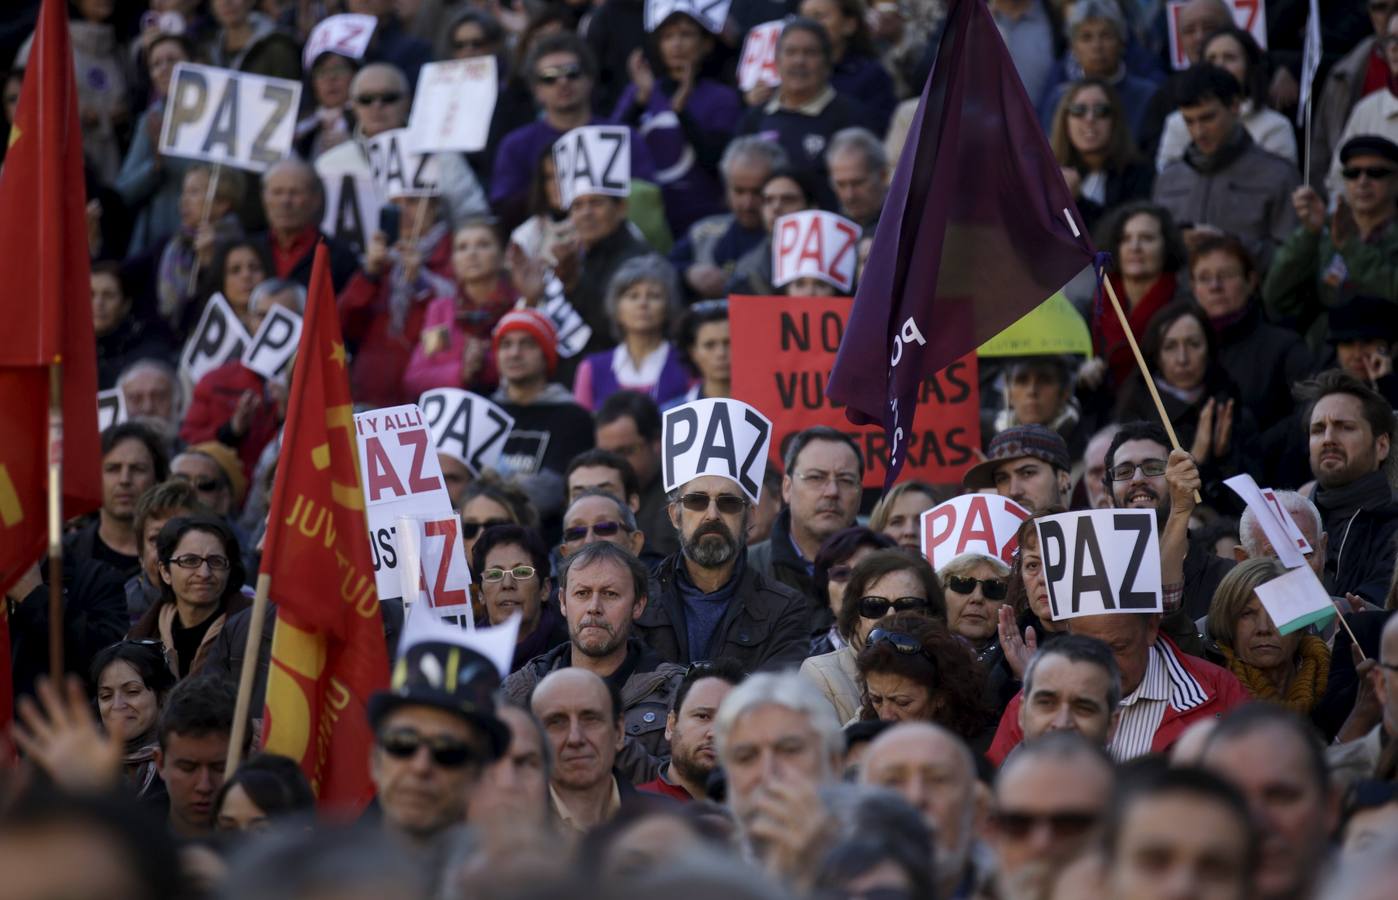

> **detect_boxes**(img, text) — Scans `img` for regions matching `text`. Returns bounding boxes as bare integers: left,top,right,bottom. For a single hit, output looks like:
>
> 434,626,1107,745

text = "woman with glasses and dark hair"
801,548,942,723
665,300,730,409
1049,78,1154,233
88,640,178,797
129,514,249,680
214,753,316,833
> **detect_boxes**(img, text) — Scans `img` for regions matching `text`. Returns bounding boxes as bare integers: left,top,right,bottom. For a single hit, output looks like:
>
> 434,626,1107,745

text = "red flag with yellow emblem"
259,243,388,814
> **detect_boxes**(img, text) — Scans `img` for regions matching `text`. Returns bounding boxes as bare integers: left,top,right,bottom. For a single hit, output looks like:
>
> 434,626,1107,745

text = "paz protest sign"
365,128,441,199
921,494,1030,572
1035,509,1162,620
408,58,498,154
395,514,474,622
97,388,126,432
644,0,732,32
419,388,515,476
738,20,783,92
662,398,773,504
539,273,593,358
977,292,1092,357
301,13,376,70
159,63,301,172
180,293,251,386
729,296,980,488
241,305,302,380
771,210,861,293
320,171,380,253
553,126,631,209
1166,0,1267,70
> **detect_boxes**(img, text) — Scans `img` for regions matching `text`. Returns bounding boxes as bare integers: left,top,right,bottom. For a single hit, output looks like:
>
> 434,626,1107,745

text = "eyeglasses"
827,564,853,583
991,809,1098,840
677,493,748,515
192,478,221,493
1342,166,1396,181
858,597,929,620
354,91,403,106
379,728,480,768
1109,459,1167,481
481,565,537,583
945,575,1009,600
562,521,629,543
460,519,510,540
536,63,584,85
165,554,231,571
796,470,862,491
866,627,938,668
1067,103,1113,120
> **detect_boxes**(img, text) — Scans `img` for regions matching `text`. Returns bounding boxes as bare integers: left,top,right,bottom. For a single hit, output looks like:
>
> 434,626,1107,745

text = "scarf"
122,738,161,798
1184,124,1253,175
1313,470,1394,526
1219,635,1330,714
156,212,243,328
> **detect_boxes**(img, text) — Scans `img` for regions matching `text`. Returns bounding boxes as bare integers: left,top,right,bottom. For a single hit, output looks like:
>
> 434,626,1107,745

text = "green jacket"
1263,220,1398,350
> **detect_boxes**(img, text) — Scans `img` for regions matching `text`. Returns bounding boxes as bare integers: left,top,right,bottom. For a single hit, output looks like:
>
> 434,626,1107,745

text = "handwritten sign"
738,20,783,92
408,58,498,153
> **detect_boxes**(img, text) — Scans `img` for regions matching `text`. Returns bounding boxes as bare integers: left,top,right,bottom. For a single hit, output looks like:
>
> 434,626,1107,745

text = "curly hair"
854,611,991,740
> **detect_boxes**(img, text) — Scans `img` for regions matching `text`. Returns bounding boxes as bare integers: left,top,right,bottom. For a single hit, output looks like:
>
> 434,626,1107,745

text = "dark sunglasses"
866,627,938,668
992,809,1098,840
562,520,628,543
678,493,747,515
827,564,853,583
945,575,1008,600
1109,459,1167,481
460,519,510,539
1342,166,1396,181
379,728,480,768
192,478,221,493
354,91,403,106
1067,102,1112,119
536,63,583,85
858,597,928,620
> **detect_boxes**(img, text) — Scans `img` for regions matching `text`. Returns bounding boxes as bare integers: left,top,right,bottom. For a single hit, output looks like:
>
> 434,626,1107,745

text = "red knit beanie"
492,308,560,376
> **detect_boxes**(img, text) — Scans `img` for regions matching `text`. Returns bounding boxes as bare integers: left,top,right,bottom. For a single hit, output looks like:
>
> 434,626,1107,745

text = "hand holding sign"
553,126,631,210
419,388,515,477
921,494,1030,572
771,211,861,294
662,398,773,503
160,64,301,173
1035,509,1162,621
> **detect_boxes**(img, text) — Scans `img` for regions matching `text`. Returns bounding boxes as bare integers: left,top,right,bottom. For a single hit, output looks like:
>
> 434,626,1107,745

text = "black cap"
1327,295,1397,344
1339,135,1398,167
367,640,510,760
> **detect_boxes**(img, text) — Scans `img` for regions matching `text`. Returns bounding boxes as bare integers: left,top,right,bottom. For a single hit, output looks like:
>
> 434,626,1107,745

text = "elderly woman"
1206,558,1331,721
130,515,250,680
572,255,692,411
807,527,898,656
940,553,1012,661
1049,78,1154,234
89,640,177,797
800,549,944,723
1039,0,1157,139
998,513,1070,681
868,481,937,552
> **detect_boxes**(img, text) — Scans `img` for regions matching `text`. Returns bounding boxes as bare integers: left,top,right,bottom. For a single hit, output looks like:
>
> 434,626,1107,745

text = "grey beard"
683,528,738,568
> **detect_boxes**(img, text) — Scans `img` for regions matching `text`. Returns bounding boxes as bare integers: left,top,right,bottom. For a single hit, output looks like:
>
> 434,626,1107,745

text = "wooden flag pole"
1101,276,1202,503
46,364,64,682
1330,598,1368,662
226,571,272,774
187,163,223,296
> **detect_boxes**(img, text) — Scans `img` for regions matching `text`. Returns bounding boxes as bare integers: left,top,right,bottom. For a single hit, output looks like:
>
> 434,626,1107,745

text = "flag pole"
187,163,222,296
1330,598,1368,661
46,363,64,681
226,571,272,774
1302,94,1313,190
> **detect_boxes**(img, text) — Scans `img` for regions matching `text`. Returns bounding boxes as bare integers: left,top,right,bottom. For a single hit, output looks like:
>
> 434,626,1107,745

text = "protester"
89,639,177,799
823,127,889,231
213,753,316,832
668,299,730,406
66,423,170,581
1040,1,1156,140
153,674,239,838
1309,0,1398,186
1009,635,1123,751
1326,296,1397,406
530,667,633,834
1049,79,1154,235
471,524,566,672
595,391,679,559
92,261,170,390
565,449,641,509
939,552,1013,679
1325,10,1398,197
559,490,646,561
127,479,208,626
998,512,1070,682
251,158,358,291
988,355,1087,458
962,423,1073,514
638,657,743,802
147,166,245,338
465,704,553,833
866,480,936,552
807,527,898,657
726,167,817,295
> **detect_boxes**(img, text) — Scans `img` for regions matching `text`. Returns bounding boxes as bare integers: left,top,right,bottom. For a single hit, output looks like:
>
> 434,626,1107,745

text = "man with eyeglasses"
962,423,1072,515
1330,613,1398,784
1310,1,1398,187
559,490,646,561
986,731,1115,900
638,657,744,802
471,525,567,673
169,450,234,518
503,541,684,784
988,634,1123,765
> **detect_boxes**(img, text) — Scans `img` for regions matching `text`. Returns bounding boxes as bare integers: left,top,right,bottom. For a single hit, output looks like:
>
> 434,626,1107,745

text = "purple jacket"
573,344,693,411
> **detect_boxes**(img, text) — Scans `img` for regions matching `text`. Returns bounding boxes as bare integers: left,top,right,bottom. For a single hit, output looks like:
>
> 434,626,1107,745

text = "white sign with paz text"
302,13,377,70
365,128,441,199
772,210,861,293
180,293,252,387
921,494,1030,573
738,20,783,92
419,388,515,476
97,388,127,432
241,305,302,380
644,0,732,33
662,398,773,504
320,171,381,253
159,63,301,173
395,514,475,622
1035,509,1163,621
553,126,631,210
408,58,499,154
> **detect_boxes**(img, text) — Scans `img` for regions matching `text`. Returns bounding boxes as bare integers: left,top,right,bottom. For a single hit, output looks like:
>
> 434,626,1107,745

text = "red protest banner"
730,295,980,488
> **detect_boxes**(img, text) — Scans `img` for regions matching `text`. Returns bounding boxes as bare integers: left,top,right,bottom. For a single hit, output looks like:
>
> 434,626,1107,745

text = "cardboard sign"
320,171,380,254
302,13,376,70
1252,565,1336,635
395,515,474,621
977,292,1092,357
644,0,732,33
97,388,127,432
159,63,301,173
240,305,302,380
738,20,783,92
1035,510,1162,620
1166,0,1267,70
408,58,498,154
539,275,593,358
772,211,861,293
180,293,252,386
553,126,631,209
921,494,1030,573
729,296,980,488
662,398,773,503
365,128,440,199
419,388,515,476
1224,474,1308,570
355,404,459,603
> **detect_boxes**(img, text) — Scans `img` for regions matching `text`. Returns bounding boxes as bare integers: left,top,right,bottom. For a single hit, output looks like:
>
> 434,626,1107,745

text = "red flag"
259,244,388,814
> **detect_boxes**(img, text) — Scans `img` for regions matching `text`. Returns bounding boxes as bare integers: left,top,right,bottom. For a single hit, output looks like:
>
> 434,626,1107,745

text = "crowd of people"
3,0,1398,899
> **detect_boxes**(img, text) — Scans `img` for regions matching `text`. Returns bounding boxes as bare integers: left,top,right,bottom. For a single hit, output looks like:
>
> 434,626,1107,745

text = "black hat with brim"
367,641,510,761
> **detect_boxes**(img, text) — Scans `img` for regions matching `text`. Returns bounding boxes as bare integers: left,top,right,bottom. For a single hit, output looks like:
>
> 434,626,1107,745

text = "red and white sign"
395,515,474,622
738,20,783,92
1166,0,1267,70
408,58,498,154
921,494,1031,573
772,210,861,293
302,14,377,71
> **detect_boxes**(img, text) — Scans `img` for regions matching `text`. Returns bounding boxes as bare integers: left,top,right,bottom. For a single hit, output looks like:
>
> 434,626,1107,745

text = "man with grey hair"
253,157,359,292
118,358,181,436
825,127,889,231
559,489,645,560
1234,489,1328,580
1037,0,1155,138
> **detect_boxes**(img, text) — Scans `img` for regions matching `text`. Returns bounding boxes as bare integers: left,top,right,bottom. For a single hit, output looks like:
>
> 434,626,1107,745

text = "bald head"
530,668,622,794
349,63,410,136
1179,0,1233,63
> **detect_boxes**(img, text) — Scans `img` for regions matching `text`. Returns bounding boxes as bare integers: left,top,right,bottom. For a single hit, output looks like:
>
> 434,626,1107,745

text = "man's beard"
682,520,739,568
573,617,626,658
670,735,715,787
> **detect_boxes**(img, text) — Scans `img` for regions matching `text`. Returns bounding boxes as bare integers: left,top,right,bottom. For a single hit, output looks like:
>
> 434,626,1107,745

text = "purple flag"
827,0,1095,488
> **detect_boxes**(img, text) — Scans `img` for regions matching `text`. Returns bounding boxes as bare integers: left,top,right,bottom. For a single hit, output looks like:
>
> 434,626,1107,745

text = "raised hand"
11,676,123,792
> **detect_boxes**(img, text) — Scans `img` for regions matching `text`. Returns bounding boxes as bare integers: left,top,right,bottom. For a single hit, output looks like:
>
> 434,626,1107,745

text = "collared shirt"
549,777,621,833
1110,640,1208,760
270,225,318,278
991,1,1054,106
764,85,838,117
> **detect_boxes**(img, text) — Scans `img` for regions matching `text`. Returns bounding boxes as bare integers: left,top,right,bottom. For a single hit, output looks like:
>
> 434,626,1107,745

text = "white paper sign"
1260,488,1314,556
1253,565,1336,635
408,58,499,153
419,388,515,476
356,404,459,602
772,210,861,292
320,171,381,253
1166,0,1268,70
302,13,377,70
539,276,593,358
1224,474,1307,570
553,126,631,209
365,128,441,199
240,305,302,380
180,293,252,386
644,0,732,33
921,494,1030,573
159,63,302,173
396,514,474,621
97,388,127,432
1036,509,1162,620
738,20,783,92
662,398,773,503
400,605,520,678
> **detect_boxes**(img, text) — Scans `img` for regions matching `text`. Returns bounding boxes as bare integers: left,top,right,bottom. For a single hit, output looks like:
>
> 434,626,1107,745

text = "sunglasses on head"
379,728,480,768
1342,165,1396,181
945,575,1008,600
991,809,1098,840
677,493,747,515
481,565,537,583
460,519,510,540
866,627,938,668
1109,459,1167,481
354,91,403,106
562,521,628,543
1067,102,1112,119
536,63,583,85
858,597,928,620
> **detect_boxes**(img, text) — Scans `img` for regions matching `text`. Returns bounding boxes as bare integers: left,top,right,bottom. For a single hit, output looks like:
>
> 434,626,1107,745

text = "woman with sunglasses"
1048,78,1154,234
806,527,897,653
867,480,938,551
88,640,177,798
800,548,943,723
458,474,540,564
130,515,249,680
